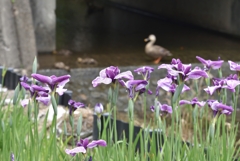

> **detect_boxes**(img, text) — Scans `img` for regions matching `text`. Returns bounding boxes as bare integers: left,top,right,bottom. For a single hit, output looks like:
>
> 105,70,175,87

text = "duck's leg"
154,57,162,64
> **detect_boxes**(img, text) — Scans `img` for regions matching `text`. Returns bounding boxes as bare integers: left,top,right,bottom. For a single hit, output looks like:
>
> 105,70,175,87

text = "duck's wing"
147,45,172,58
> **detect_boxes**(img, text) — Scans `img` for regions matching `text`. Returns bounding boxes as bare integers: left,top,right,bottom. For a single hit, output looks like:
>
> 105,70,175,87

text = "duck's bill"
144,38,149,42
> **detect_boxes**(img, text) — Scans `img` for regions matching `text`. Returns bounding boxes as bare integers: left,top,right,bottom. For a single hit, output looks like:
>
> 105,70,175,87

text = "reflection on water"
38,0,240,69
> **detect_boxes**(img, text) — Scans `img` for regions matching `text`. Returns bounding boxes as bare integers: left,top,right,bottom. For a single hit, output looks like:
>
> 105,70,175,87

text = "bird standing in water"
144,34,172,64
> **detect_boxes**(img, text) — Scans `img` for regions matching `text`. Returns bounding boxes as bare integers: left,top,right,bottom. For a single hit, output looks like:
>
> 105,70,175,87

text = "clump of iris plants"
89,56,239,161
0,56,240,161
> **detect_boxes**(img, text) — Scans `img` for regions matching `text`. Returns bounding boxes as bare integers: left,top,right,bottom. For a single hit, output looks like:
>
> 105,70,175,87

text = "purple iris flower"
186,66,208,80
228,61,240,72
21,82,49,97
224,74,240,92
92,66,133,87
158,58,208,82
204,75,240,95
35,94,50,106
150,101,172,115
68,99,85,115
20,82,50,107
65,138,107,156
207,100,233,116
21,99,29,107
31,74,70,95
20,75,29,83
179,97,205,107
134,66,154,80
95,103,104,114
204,78,225,95
118,79,150,98
88,156,92,161
156,77,190,96
222,79,240,92
226,74,238,80
11,153,14,161
196,56,224,71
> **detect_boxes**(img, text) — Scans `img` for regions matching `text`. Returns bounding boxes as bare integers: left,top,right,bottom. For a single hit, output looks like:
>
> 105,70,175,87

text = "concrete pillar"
14,0,37,69
30,0,56,52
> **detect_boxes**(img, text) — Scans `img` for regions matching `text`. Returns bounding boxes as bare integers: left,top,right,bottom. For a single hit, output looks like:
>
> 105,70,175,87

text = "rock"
53,49,72,56
91,91,101,98
77,57,98,65
58,107,94,139
79,93,88,101
37,104,94,141
54,62,70,71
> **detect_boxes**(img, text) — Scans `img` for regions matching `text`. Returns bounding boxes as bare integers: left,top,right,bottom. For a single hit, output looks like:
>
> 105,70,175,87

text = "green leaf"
172,83,184,104
108,87,112,101
9,115,13,127
13,83,20,105
112,83,119,105
32,57,38,74
39,110,49,142
51,94,58,115
128,99,134,120
63,121,67,135
2,66,7,78
1,120,5,132
77,114,82,136
1,67,7,88
154,98,160,118
27,101,32,121
69,115,74,128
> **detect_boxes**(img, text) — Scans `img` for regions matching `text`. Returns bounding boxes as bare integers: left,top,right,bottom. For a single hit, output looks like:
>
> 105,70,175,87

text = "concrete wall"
109,0,240,36
0,0,36,70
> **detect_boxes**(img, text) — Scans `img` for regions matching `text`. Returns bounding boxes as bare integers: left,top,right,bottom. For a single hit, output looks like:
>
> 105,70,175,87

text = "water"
38,0,240,69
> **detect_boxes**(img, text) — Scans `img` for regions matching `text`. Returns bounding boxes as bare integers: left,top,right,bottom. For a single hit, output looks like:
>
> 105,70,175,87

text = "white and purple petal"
87,140,107,149
95,103,104,114
208,100,233,116
36,95,50,106
179,100,191,106
186,67,208,80
160,104,172,114
21,99,29,108
65,147,86,156
114,71,134,80
56,86,67,96
228,61,240,71
204,85,221,95
92,77,112,87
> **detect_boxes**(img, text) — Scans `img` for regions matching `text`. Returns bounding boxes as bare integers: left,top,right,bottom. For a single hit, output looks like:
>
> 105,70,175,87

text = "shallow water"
38,1,240,69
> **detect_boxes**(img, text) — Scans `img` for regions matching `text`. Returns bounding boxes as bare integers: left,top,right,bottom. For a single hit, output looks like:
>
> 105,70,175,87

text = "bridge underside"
108,0,240,37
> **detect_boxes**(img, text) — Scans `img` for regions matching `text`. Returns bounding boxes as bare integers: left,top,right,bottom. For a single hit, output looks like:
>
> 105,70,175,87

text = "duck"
144,34,172,64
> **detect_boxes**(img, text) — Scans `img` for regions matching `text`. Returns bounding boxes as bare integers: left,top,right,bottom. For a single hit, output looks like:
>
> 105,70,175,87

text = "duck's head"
144,34,156,42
